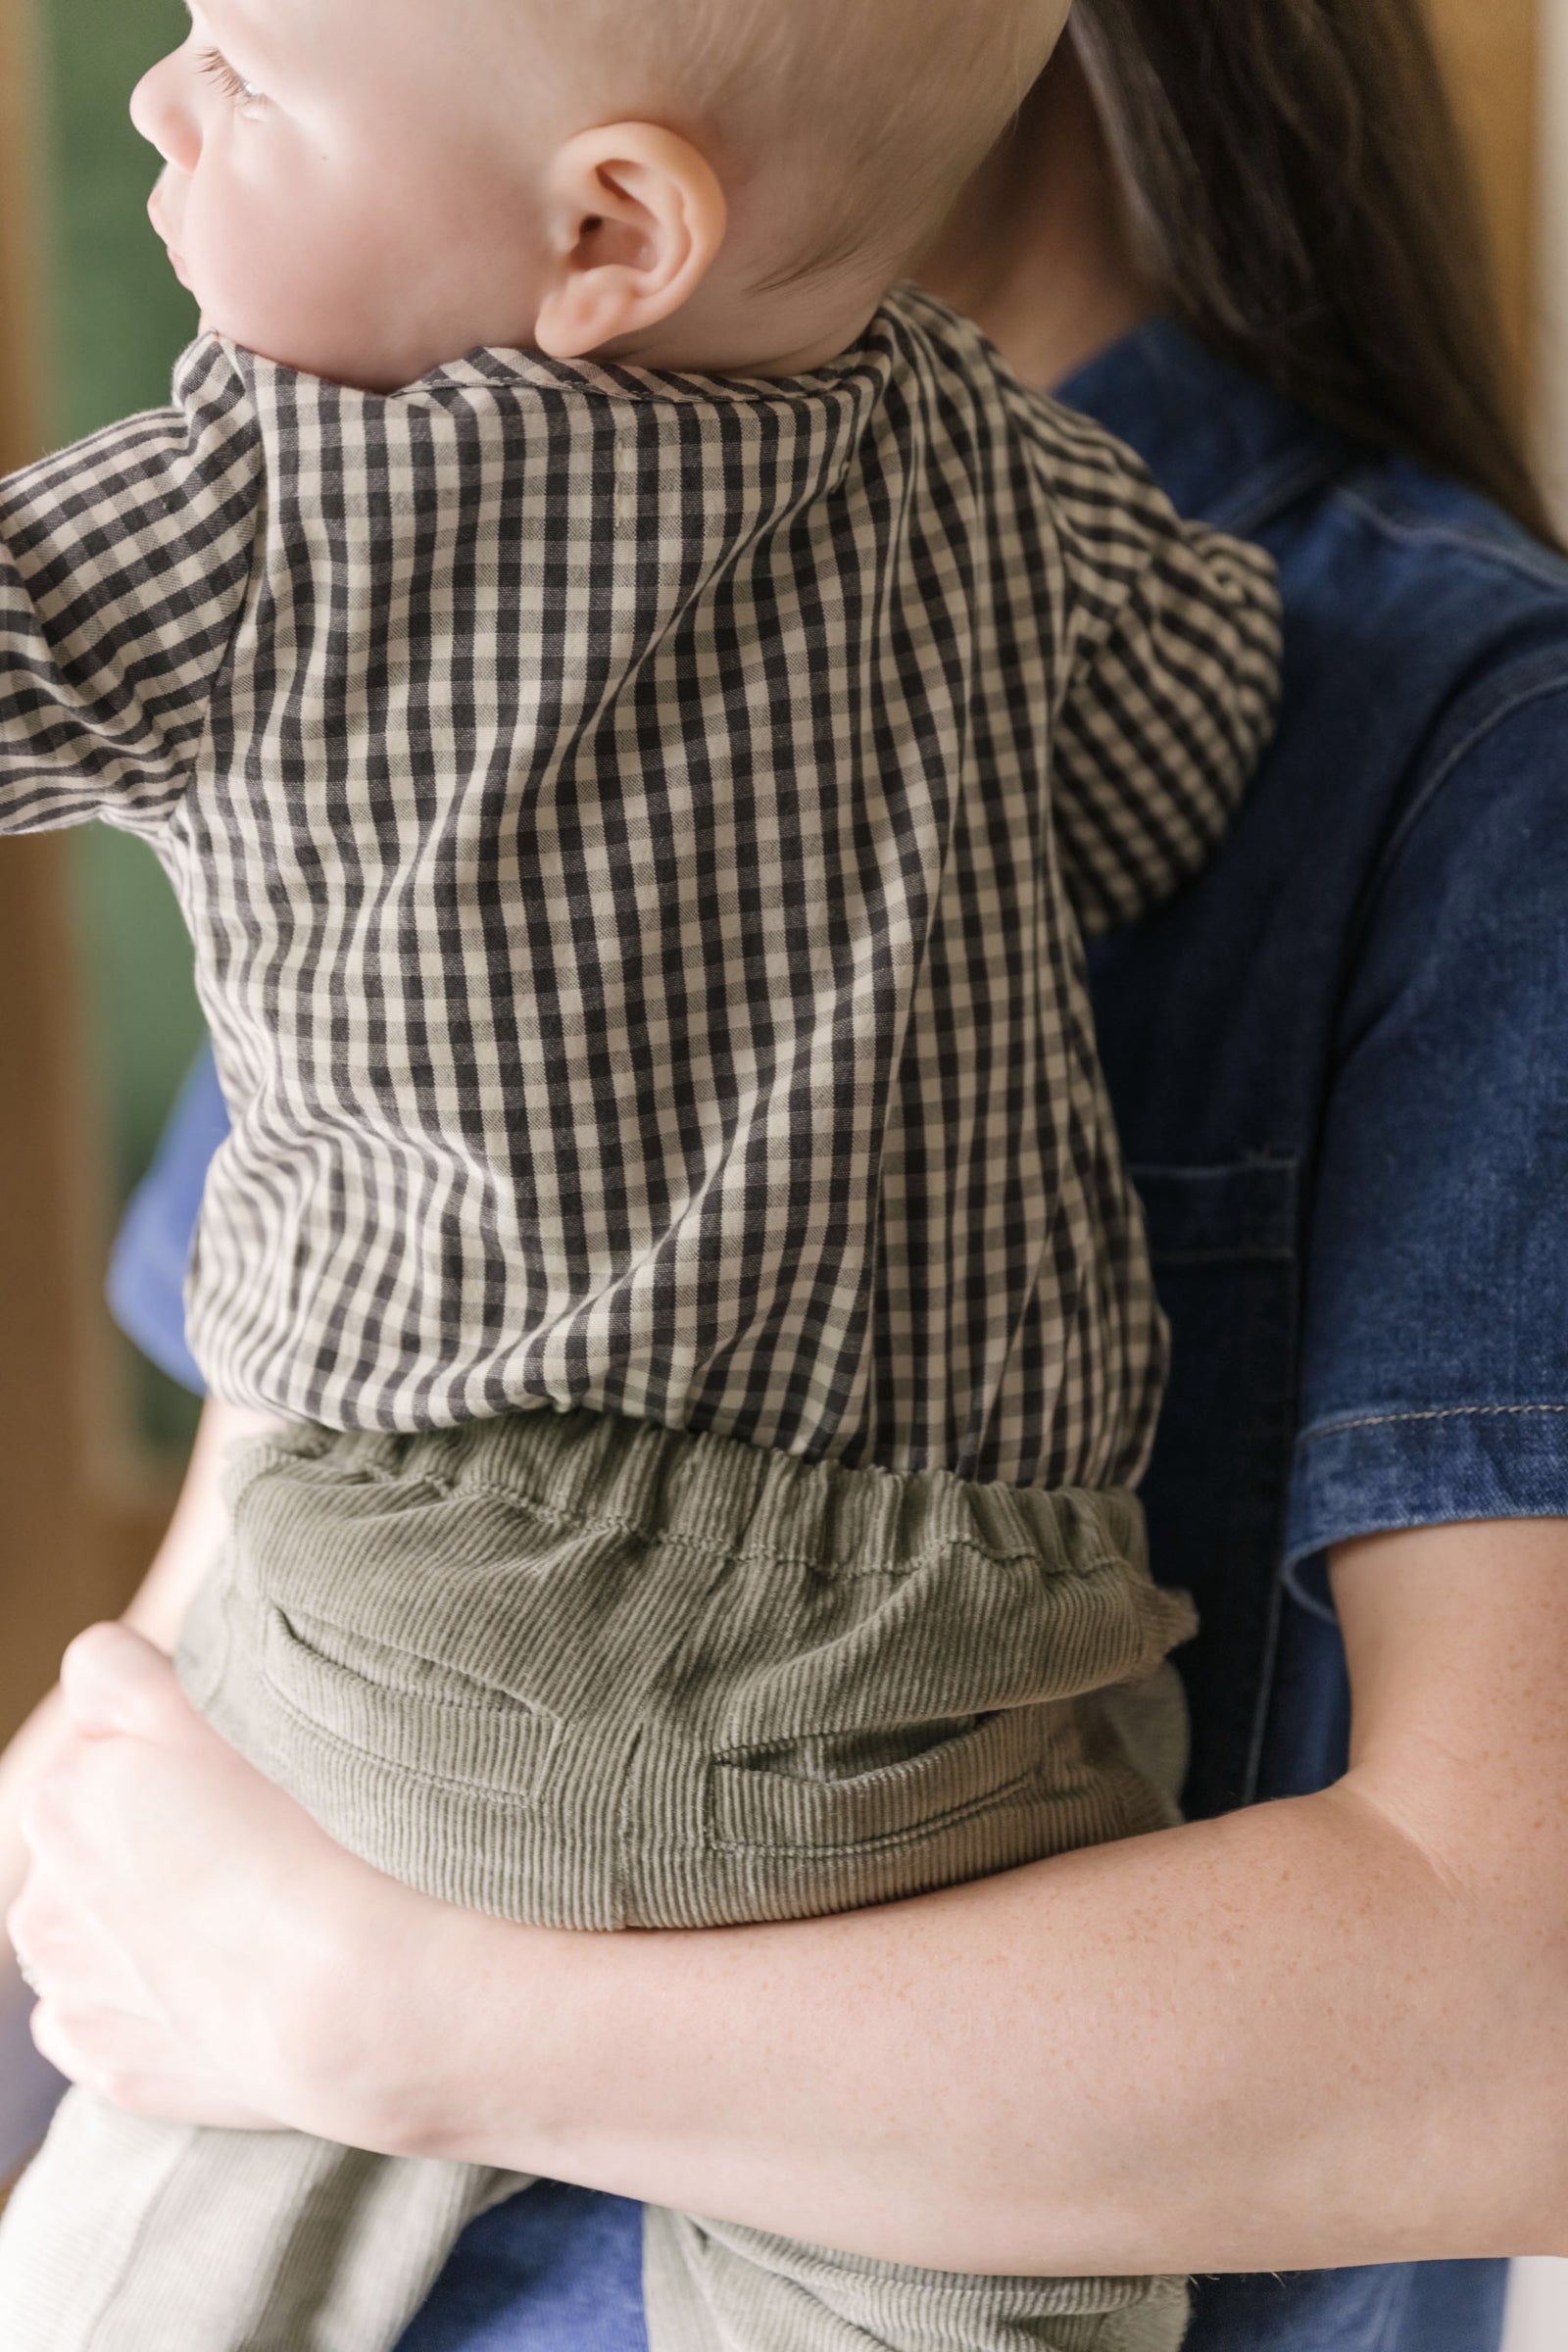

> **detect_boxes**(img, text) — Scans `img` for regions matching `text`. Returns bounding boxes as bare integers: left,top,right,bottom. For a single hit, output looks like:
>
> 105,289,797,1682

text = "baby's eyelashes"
198,47,267,110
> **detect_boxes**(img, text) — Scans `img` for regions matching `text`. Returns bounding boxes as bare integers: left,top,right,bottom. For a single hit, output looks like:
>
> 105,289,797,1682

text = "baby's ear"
534,123,727,362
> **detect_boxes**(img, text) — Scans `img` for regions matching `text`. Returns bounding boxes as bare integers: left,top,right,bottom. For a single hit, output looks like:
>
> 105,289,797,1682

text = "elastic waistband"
246,1409,1148,1583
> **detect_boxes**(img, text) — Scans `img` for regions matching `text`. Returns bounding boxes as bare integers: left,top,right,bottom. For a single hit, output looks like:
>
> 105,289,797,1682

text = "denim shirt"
109,318,1568,2352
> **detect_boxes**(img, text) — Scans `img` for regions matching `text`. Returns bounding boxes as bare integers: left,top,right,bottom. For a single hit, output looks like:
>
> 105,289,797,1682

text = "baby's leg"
11,1412,1193,2352
636,1659,1193,2352
616,1439,1191,2352
645,2209,1189,2352
0,1422,535,2352
0,2087,523,2352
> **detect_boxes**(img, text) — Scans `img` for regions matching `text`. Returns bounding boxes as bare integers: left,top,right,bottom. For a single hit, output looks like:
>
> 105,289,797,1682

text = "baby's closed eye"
198,48,266,110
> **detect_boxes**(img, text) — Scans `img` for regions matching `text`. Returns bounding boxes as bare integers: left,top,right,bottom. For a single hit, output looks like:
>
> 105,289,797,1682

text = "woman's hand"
0,1401,279,2174
8,1625,458,2147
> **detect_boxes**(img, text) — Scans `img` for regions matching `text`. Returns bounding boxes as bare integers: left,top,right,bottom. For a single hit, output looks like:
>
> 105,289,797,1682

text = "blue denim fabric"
1187,2261,1510,2352
110,318,1568,2352
107,1052,230,1394
395,2185,647,2352
398,2191,1512,2352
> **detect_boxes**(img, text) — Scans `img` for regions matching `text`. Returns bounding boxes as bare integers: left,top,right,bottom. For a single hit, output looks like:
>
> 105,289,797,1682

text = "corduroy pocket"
705,1697,1079,1854
260,1601,562,1799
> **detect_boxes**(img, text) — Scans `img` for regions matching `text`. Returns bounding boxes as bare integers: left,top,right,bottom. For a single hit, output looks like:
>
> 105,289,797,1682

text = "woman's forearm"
373,1527,1568,2278
411,1782,1557,2276
18,1508,1564,2276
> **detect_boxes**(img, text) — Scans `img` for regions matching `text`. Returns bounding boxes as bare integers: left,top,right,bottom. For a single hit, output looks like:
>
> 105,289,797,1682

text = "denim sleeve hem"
1284,1403,1568,1616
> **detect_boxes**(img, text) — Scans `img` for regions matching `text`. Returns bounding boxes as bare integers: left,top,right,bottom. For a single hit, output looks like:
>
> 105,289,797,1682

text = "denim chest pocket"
1130,1156,1302,1821
1133,1158,1299,1268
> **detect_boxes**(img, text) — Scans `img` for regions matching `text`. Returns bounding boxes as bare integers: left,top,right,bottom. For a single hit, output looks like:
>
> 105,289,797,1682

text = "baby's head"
134,0,1069,392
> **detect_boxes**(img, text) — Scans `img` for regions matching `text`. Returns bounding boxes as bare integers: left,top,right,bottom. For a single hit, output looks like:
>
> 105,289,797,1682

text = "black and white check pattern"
0,290,1279,1485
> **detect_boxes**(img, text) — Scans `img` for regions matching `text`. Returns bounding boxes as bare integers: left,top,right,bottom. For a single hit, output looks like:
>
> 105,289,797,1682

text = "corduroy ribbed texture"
644,2209,1193,2352
0,1411,1195,2351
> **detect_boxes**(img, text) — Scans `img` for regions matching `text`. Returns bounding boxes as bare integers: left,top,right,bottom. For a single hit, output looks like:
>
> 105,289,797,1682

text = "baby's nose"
129,50,201,172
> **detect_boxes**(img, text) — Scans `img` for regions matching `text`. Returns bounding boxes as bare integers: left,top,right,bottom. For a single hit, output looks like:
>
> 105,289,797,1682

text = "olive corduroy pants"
0,1408,1196,2352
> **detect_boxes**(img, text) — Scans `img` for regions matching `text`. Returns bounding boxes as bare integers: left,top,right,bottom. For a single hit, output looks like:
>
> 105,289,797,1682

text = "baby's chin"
183,273,537,391
209,326,525,394
185,311,407,391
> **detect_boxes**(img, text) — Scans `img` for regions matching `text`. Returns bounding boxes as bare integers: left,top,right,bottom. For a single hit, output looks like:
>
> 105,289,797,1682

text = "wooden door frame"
0,0,96,1734
1427,0,1541,387
0,0,175,1742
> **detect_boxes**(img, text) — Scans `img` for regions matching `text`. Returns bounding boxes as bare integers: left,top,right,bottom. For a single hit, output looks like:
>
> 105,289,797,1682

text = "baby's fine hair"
583,0,1068,282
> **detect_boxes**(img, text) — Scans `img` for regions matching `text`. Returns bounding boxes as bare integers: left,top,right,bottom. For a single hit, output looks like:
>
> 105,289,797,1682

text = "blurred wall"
0,0,110,1735
0,0,199,1741
1427,0,1540,381
1539,0,1568,516
47,0,205,1457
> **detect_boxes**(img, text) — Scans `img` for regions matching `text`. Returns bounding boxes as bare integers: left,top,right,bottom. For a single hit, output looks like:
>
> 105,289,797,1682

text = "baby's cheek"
190,194,370,376
176,194,284,349
179,149,507,386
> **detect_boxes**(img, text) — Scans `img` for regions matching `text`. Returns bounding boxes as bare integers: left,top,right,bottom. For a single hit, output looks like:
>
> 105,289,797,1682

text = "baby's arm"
1037,400,1283,935
0,340,261,838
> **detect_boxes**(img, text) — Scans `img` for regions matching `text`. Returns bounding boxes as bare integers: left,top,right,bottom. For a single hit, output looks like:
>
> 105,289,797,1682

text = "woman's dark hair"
1072,0,1556,541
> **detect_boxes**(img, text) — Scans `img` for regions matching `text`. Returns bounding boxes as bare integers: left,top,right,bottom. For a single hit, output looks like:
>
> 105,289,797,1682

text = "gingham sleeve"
1040,402,1283,937
0,338,262,835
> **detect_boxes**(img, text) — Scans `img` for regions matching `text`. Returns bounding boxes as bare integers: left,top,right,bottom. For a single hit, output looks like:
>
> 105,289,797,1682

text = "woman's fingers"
29,1997,280,2130
3,1665,430,2144
8,1859,144,2015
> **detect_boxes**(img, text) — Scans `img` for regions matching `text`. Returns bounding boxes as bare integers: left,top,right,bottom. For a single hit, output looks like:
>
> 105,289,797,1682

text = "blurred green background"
44,0,203,1453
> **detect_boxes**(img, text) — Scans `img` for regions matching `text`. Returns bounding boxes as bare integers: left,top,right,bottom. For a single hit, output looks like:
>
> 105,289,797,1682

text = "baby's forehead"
189,0,268,33
190,0,296,57
199,0,507,73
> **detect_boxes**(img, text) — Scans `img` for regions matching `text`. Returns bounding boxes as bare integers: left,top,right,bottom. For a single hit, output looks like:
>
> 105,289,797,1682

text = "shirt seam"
163,362,270,835
1359,664,1568,911
1202,447,1349,538
1336,483,1568,594
1298,1401,1568,1448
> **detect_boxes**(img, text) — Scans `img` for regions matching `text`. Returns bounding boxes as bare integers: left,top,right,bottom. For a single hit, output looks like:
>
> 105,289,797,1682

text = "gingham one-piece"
0,288,1280,1486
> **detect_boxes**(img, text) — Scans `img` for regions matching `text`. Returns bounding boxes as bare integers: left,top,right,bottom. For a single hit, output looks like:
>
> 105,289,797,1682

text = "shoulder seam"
1367,661,1568,899
1337,483,1568,594
163,345,269,835
1204,447,1348,537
